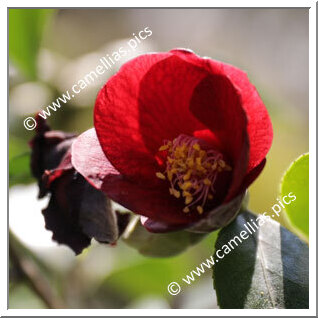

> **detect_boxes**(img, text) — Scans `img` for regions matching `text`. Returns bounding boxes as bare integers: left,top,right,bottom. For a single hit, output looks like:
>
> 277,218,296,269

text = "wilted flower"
30,115,130,254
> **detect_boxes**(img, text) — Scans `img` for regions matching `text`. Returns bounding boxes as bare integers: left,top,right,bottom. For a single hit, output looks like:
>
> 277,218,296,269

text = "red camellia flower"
72,49,273,233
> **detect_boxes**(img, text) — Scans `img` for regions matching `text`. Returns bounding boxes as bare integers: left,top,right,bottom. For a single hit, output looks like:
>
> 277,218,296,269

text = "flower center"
156,134,231,214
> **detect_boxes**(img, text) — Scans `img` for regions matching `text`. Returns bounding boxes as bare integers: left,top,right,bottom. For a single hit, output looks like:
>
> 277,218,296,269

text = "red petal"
240,158,266,191
171,49,273,173
137,55,210,155
94,52,172,182
222,66,273,172
189,74,249,201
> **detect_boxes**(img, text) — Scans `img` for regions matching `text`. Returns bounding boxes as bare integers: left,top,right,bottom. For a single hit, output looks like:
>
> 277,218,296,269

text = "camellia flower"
72,49,273,233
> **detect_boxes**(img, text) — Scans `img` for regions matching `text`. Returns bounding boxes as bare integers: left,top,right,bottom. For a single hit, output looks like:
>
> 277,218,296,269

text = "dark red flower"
30,115,130,254
72,49,273,233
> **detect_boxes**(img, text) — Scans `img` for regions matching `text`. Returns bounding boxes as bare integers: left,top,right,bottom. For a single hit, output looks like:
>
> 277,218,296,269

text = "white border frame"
3,1,316,316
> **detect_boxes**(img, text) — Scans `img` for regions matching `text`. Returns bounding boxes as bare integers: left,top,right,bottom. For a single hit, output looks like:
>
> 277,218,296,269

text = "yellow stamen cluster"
156,136,231,214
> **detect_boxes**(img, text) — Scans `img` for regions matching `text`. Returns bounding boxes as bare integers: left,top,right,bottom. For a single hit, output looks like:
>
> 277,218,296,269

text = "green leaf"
9,136,29,160
122,217,208,257
9,136,34,187
9,9,54,79
280,153,309,239
9,152,33,187
213,211,309,309
99,258,186,300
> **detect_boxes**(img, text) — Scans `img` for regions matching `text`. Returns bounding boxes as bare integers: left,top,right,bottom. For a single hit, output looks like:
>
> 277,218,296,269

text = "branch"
9,230,65,309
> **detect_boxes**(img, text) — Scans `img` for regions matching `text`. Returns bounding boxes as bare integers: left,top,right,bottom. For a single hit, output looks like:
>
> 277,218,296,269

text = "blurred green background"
9,8,309,309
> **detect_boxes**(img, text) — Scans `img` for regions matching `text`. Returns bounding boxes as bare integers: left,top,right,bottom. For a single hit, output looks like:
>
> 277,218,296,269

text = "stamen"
193,143,201,151
185,196,193,205
171,189,180,198
183,207,190,213
183,169,192,181
197,206,204,214
155,134,231,215
218,159,226,168
156,172,166,180
181,181,192,190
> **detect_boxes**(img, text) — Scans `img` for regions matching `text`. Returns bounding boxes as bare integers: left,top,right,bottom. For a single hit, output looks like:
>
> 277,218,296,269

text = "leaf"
122,217,208,257
9,136,29,160
9,152,33,187
99,258,186,300
9,137,33,186
280,153,309,239
9,9,54,79
213,211,309,309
